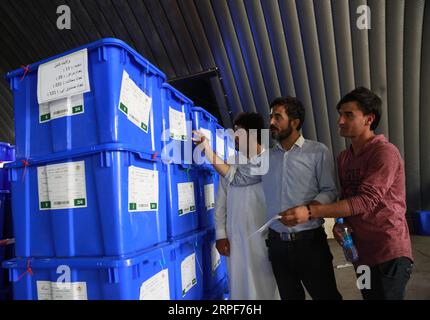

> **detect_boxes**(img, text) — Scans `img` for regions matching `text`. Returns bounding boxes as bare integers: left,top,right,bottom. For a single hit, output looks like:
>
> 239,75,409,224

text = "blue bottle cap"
336,217,344,224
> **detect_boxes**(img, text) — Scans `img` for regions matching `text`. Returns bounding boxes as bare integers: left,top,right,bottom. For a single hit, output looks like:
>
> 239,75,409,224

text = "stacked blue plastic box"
2,38,227,300
191,108,229,299
0,142,15,300
161,86,228,300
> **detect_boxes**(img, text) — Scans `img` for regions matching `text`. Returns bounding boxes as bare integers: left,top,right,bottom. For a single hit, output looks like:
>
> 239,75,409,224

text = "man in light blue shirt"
194,96,342,300
227,133,338,234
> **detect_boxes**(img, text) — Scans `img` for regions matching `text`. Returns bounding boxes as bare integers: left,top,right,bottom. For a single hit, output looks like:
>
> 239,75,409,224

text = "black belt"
268,227,324,242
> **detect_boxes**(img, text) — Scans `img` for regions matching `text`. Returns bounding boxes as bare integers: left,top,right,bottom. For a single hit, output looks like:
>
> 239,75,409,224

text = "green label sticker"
181,135,186,140
120,103,128,114
74,198,86,206
40,114,51,122
40,201,51,209
192,279,197,285
141,122,148,131
72,105,83,114
150,203,157,210
129,203,137,211
190,206,195,211
179,209,183,215
182,289,186,296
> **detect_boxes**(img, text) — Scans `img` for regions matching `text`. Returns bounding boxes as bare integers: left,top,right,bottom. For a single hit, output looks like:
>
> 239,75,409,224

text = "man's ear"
291,118,300,130
366,114,375,126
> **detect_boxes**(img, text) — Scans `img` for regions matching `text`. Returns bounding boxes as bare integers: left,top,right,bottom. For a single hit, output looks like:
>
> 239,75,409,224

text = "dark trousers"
359,257,413,300
266,227,342,300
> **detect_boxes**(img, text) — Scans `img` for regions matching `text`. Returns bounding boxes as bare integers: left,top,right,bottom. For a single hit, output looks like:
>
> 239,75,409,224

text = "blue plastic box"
414,211,430,236
201,229,227,295
0,191,12,300
0,191,9,241
160,83,193,165
3,243,176,300
172,230,205,300
0,143,15,191
7,38,166,161
204,277,228,300
0,167,10,191
197,169,220,229
0,143,15,161
6,145,167,257
166,164,200,239
0,242,7,300
191,107,218,170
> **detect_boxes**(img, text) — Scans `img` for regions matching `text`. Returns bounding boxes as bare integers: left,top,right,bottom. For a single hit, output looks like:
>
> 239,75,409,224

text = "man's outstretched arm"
192,130,230,177
193,130,262,186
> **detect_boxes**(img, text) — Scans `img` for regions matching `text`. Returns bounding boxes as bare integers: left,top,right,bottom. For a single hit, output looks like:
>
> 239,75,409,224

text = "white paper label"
128,166,159,212
177,182,195,216
169,107,187,141
37,281,53,300
0,161,12,168
216,135,225,159
228,146,236,158
181,253,197,297
139,269,170,300
37,161,87,210
119,70,152,132
37,281,88,300
51,282,88,300
37,49,90,104
200,128,212,147
211,243,221,274
204,183,215,211
39,94,84,123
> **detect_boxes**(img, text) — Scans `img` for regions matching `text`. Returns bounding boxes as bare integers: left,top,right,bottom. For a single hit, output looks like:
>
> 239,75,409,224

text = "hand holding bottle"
334,218,359,263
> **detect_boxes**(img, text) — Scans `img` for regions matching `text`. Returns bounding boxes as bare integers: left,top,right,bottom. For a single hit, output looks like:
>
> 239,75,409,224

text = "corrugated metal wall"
0,0,429,211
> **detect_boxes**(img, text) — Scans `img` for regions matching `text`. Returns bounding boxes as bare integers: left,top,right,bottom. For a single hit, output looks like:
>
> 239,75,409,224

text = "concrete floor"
322,236,430,300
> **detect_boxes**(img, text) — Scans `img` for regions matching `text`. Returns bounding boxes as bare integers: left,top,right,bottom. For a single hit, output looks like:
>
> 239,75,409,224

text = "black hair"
233,112,265,144
336,87,382,130
269,96,305,131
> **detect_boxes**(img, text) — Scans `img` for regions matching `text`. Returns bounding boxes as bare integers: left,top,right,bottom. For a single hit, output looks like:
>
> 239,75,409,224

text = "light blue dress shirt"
225,135,338,233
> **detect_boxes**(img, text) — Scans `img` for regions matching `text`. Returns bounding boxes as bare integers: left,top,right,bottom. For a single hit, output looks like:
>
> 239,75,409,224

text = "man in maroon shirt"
282,87,413,300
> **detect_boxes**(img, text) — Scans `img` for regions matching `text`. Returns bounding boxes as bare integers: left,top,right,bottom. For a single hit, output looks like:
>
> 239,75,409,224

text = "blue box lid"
6,38,167,81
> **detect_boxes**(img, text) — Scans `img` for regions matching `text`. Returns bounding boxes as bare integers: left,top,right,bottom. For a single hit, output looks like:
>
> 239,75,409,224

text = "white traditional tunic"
215,164,280,300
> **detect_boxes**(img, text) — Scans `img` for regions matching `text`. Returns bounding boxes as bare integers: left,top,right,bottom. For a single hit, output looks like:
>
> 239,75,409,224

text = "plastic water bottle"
335,218,359,263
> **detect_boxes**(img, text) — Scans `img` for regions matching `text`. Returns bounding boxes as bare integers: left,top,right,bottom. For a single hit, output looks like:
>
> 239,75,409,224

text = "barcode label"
53,201,70,205
128,166,159,212
37,161,87,211
53,109,67,116
39,94,85,123
130,115,139,123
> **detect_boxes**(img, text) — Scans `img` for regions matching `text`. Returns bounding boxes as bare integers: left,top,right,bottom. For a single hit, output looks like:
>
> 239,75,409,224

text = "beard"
270,123,293,141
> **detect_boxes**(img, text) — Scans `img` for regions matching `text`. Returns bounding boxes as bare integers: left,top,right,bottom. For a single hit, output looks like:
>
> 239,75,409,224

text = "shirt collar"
236,148,266,165
275,135,305,151
249,147,267,165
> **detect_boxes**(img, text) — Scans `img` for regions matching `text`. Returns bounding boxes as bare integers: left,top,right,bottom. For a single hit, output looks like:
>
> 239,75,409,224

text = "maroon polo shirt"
338,134,413,267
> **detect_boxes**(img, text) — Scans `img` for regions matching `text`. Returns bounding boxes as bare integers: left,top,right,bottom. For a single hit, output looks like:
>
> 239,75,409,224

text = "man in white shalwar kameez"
213,113,280,300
